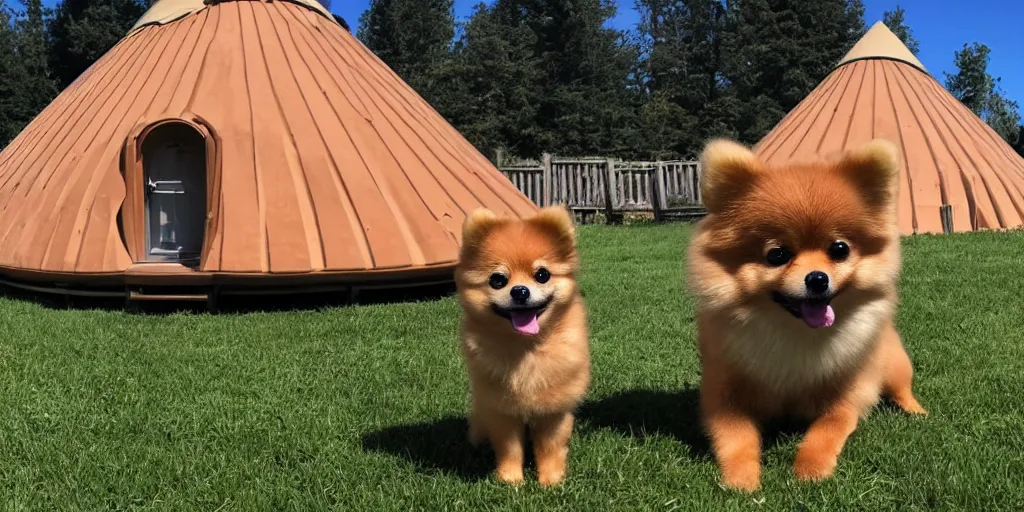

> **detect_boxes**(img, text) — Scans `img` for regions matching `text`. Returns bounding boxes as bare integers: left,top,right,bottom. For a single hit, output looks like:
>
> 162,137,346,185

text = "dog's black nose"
510,285,530,305
805,271,830,295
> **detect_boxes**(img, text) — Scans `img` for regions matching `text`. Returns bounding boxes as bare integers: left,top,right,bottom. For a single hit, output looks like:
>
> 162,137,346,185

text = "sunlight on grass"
0,225,1022,509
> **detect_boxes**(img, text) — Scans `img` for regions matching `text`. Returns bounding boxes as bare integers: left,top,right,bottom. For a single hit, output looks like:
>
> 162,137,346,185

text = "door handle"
147,179,184,193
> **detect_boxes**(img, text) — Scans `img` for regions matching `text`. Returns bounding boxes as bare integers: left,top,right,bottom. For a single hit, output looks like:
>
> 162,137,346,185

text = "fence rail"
499,153,705,223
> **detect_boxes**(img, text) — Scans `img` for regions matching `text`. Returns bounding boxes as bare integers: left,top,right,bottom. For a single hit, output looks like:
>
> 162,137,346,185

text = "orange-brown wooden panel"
867,62,916,234
0,0,539,283
59,28,184,271
328,21,535,220
17,31,164,270
757,50,1024,235
899,66,974,232
190,5,266,272
240,2,316,274
144,14,208,120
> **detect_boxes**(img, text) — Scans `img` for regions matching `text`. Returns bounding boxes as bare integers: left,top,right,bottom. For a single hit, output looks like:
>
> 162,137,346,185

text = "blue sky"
335,0,1023,106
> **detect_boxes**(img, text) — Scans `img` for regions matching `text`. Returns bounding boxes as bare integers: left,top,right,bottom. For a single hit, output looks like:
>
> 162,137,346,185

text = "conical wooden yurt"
0,0,536,302
755,21,1024,235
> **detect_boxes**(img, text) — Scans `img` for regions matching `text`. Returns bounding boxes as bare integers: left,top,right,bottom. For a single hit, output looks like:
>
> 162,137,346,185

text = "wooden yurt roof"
755,21,1024,235
0,0,536,287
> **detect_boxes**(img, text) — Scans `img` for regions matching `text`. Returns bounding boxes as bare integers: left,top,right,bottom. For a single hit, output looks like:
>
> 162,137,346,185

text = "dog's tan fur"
687,139,926,492
455,205,590,487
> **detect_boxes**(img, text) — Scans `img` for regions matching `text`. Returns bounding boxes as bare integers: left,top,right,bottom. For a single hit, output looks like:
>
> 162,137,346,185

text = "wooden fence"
499,154,706,223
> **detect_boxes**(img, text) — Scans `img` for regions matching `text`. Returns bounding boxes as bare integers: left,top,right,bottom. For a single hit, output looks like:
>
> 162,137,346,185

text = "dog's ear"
838,138,901,210
699,138,762,214
530,204,576,245
461,208,501,248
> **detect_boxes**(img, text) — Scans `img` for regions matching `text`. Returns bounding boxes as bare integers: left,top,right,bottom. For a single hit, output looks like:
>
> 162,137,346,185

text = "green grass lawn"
1,224,1023,510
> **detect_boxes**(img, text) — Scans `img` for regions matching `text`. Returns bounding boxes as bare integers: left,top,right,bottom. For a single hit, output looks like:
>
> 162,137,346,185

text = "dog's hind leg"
881,324,927,416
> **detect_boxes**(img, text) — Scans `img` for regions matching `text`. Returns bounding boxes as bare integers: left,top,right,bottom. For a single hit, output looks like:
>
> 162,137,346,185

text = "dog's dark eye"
534,267,551,284
488,273,508,289
765,246,793,266
828,240,850,261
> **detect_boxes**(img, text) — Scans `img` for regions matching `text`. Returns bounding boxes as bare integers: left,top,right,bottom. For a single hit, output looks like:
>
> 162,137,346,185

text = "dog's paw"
898,397,928,416
720,463,761,493
793,451,838,482
538,467,566,488
496,466,525,486
903,403,928,416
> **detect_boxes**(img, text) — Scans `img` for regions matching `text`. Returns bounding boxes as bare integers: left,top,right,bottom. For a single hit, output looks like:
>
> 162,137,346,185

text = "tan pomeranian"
454,205,590,487
686,138,927,492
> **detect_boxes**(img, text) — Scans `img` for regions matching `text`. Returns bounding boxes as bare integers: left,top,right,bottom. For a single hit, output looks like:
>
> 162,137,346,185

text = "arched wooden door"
139,124,207,265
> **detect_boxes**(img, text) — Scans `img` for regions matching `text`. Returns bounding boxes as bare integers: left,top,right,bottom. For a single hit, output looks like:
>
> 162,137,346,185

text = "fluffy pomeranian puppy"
686,138,927,492
454,205,590,487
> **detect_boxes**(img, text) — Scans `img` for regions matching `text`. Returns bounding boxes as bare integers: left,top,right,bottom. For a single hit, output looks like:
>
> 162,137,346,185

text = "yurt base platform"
0,263,457,313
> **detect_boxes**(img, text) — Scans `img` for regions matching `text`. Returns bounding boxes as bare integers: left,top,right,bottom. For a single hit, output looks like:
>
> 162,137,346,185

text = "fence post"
494,148,505,167
542,153,553,207
693,162,702,205
940,204,953,234
603,158,617,224
652,161,666,222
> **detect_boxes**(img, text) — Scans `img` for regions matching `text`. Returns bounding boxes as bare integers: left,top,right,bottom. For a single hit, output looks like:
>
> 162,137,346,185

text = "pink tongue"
510,311,540,335
800,303,836,328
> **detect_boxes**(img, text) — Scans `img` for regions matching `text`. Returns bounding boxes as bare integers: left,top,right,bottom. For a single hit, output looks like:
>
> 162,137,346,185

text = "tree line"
358,0,1024,160
0,0,1020,161
0,0,149,143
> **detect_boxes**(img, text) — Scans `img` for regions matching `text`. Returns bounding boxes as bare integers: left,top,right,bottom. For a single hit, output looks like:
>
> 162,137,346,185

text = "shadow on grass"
361,388,914,481
577,387,920,463
577,387,711,458
360,416,492,481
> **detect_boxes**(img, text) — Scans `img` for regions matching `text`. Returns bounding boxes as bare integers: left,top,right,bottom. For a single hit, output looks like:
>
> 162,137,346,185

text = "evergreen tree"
634,0,737,158
944,42,1022,145
47,0,147,88
0,1,28,144
882,4,919,55
496,0,638,157
0,0,58,145
721,0,866,144
440,3,543,158
332,14,349,32
356,0,455,109
438,0,637,159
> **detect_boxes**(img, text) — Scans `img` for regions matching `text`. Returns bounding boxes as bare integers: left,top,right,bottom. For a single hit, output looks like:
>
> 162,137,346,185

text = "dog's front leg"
793,403,860,481
531,410,574,487
483,412,526,485
702,388,762,492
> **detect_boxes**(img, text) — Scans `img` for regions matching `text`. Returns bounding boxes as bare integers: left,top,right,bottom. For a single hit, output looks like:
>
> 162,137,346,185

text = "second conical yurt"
0,0,536,301
754,21,1024,235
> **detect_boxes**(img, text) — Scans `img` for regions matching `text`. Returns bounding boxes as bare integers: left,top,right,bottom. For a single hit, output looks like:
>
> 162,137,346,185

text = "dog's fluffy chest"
463,333,588,416
721,300,888,397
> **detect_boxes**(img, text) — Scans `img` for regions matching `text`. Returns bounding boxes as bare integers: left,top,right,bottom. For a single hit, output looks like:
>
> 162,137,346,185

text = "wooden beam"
940,204,954,234
542,153,553,206
652,162,666,222
603,158,617,224
129,291,209,301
